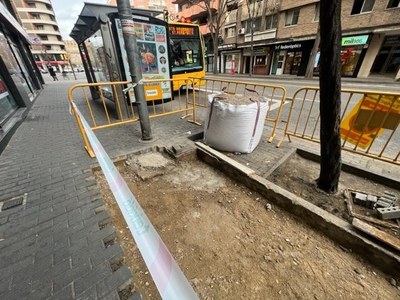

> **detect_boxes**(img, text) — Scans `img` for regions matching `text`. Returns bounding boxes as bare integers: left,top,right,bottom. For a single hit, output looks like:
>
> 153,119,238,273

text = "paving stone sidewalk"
1,79,397,300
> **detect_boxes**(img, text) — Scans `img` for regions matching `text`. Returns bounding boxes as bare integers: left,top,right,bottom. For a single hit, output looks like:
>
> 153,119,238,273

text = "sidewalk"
0,79,398,299
0,81,139,299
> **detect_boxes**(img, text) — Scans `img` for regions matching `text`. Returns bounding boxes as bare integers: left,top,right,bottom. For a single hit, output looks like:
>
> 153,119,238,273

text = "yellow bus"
168,22,206,91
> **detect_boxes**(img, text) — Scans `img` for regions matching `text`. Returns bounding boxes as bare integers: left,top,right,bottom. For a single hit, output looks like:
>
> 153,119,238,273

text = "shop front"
312,34,370,77
241,46,272,75
0,2,43,152
218,43,239,74
371,35,400,76
270,40,314,76
340,34,370,77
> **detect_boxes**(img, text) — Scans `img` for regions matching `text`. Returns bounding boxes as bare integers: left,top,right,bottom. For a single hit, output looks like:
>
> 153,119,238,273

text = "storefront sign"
341,35,369,46
274,43,302,51
218,43,236,50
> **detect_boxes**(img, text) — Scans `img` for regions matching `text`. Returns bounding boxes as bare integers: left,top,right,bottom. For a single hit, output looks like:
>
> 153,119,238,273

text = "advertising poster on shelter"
116,18,171,101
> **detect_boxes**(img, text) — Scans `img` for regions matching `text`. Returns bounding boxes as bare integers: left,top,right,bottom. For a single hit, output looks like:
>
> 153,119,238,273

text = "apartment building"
63,39,82,69
178,0,400,79
106,0,176,12
12,0,67,72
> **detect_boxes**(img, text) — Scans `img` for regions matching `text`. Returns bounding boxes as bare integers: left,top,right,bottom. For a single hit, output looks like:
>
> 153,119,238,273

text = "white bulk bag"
203,92,268,153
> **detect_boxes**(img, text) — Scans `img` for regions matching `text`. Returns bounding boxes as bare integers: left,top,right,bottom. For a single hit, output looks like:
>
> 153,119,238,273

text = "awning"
69,3,163,44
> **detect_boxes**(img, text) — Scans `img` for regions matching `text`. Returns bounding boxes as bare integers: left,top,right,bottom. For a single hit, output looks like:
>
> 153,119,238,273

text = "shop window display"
0,31,35,100
0,75,18,124
341,47,362,76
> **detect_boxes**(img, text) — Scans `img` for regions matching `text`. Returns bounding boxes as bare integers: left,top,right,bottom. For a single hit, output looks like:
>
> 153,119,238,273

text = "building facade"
106,0,177,12
63,39,82,69
178,0,400,79
0,0,43,152
12,0,67,72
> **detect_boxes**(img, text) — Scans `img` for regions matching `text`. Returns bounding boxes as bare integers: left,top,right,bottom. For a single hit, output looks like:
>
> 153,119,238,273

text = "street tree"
305,24,320,79
244,0,279,76
188,0,229,74
317,0,342,193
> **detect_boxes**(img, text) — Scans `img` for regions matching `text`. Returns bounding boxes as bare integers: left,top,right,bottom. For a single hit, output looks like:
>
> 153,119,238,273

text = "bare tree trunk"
249,27,254,77
213,33,219,74
317,0,342,193
305,24,320,79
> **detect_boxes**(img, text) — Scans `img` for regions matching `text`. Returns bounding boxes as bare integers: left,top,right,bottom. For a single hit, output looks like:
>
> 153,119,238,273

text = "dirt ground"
94,151,400,300
269,153,400,236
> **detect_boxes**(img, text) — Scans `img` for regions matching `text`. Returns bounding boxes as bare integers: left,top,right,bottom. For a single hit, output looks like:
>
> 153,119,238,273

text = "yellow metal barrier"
68,79,199,157
189,76,287,143
279,87,400,165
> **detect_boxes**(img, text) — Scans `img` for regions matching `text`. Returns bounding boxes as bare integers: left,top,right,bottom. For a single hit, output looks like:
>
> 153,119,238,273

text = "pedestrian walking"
62,70,69,80
48,67,58,81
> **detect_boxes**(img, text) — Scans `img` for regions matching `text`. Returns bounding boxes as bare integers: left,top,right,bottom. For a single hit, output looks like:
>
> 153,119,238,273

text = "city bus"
168,22,206,91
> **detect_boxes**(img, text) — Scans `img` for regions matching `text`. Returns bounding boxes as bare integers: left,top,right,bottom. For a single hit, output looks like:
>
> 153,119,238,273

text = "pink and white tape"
71,102,198,300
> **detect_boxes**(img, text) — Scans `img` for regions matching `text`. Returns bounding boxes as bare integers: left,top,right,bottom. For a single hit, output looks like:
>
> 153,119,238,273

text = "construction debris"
343,189,400,231
348,190,398,220
352,218,400,252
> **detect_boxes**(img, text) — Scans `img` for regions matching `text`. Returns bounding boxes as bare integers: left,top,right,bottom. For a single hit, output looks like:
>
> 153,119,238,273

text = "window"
30,13,40,19
387,0,400,8
285,8,300,26
224,26,236,38
243,17,262,34
36,25,44,30
253,17,261,32
27,3,35,8
351,0,375,15
38,35,48,41
314,3,320,21
265,14,278,30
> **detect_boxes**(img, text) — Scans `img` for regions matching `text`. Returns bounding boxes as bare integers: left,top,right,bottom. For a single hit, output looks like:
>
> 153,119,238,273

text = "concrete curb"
195,142,400,278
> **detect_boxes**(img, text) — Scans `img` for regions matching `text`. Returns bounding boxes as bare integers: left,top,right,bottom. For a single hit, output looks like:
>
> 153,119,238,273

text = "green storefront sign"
341,35,369,46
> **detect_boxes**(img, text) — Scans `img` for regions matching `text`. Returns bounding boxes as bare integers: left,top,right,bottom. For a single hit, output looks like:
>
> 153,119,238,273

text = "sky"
51,0,107,40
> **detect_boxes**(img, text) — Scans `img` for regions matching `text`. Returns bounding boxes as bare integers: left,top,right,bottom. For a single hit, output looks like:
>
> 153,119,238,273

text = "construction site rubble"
352,191,399,220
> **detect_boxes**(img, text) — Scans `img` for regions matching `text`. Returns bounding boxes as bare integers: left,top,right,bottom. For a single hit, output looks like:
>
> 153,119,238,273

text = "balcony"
25,0,52,4
18,7,54,16
26,29,62,37
225,9,238,25
244,29,277,42
177,1,218,20
37,40,65,46
21,18,57,26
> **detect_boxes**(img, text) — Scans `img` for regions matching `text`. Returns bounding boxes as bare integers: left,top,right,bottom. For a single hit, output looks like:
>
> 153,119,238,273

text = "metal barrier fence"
278,87,400,165
190,77,287,142
68,79,198,157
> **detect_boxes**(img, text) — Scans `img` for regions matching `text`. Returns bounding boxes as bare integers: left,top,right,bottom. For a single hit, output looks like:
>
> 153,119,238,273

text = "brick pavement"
1,79,397,300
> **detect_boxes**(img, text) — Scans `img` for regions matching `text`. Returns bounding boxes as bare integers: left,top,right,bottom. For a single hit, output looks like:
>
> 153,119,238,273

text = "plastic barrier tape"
71,102,198,300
